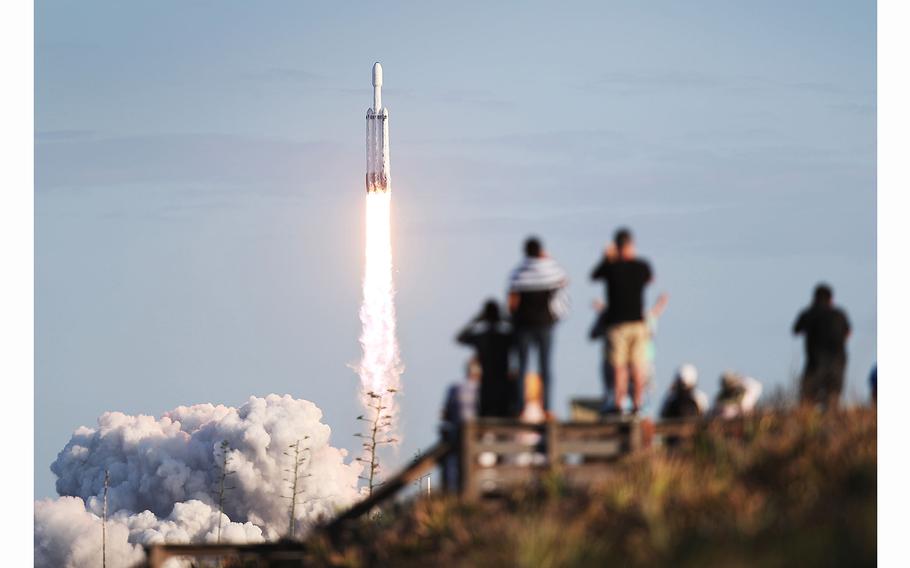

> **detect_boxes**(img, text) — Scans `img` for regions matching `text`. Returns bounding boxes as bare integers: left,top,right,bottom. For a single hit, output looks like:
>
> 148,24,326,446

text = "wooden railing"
459,418,645,500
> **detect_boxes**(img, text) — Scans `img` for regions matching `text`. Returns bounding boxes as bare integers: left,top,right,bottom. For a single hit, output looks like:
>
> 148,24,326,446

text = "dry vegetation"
308,408,876,567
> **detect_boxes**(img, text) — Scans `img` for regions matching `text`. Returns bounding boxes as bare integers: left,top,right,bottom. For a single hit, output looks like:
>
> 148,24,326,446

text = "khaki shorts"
606,321,649,368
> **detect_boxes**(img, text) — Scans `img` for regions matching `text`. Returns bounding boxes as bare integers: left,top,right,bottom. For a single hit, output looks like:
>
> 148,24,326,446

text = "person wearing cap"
710,371,763,419
659,364,709,419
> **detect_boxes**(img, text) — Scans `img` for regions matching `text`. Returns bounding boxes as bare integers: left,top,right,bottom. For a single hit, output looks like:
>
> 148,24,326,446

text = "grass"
307,407,876,567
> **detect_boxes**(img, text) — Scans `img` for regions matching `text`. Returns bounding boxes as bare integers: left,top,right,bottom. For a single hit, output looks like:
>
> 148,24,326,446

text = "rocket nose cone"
372,62,383,87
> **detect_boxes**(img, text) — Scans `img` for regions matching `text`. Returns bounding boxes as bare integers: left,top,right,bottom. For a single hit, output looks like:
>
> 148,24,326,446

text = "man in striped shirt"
507,237,569,417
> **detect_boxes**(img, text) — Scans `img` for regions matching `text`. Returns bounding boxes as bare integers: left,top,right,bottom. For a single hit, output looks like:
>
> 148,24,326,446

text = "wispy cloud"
581,69,866,98
830,101,877,116
402,129,629,151
431,89,514,109
36,130,97,143
581,70,722,95
35,133,347,192
245,66,328,84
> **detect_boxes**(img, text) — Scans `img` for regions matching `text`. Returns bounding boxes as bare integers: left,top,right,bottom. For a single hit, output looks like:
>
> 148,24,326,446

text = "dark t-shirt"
793,304,850,360
660,390,701,419
590,258,652,325
513,290,555,327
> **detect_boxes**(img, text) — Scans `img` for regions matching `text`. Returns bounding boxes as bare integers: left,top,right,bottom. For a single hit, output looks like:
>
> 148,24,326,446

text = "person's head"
480,299,501,322
675,363,698,391
466,357,482,381
613,227,635,259
524,237,543,258
813,283,833,306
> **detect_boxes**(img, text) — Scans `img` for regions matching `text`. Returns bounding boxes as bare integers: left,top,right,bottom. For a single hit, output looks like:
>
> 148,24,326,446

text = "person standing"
455,300,515,418
793,284,851,408
590,228,653,415
507,237,568,416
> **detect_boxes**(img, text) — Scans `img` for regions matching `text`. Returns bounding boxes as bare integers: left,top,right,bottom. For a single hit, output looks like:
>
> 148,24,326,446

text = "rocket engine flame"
358,192,402,411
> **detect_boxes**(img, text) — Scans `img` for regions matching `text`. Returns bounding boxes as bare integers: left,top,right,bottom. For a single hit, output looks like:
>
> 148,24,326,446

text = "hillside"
309,408,876,567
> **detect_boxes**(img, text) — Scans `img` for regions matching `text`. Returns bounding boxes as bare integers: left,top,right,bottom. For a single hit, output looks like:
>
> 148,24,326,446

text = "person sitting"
710,371,762,419
659,363,709,419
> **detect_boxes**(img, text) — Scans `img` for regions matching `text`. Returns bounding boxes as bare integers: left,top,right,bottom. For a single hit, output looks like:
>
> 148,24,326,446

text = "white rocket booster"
366,62,390,194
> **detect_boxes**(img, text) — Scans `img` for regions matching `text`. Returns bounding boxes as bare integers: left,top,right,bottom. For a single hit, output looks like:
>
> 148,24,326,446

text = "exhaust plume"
357,192,403,447
35,394,362,567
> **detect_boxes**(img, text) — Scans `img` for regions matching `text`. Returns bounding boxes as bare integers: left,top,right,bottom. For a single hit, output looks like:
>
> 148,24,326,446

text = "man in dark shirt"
456,300,515,418
590,228,653,415
507,237,568,416
793,284,851,408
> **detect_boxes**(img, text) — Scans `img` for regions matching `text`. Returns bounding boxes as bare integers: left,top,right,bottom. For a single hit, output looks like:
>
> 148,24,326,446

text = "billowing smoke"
34,497,260,568
35,394,363,567
35,497,144,568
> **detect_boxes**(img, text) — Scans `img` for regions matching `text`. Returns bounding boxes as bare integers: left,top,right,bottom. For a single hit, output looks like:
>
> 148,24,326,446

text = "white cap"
676,363,698,388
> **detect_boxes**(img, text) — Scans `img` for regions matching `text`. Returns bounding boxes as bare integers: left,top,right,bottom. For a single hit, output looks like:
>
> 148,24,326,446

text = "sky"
35,0,876,498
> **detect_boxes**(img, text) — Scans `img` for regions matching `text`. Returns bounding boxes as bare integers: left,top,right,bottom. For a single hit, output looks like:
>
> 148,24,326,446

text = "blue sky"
35,0,875,497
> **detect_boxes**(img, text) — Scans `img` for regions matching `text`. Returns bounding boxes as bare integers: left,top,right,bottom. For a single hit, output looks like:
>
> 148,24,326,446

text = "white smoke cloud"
34,497,262,568
35,496,144,568
36,394,363,567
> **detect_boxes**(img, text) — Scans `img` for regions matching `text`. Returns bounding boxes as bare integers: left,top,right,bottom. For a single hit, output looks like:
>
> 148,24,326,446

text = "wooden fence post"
640,418,655,449
628,418,642,453
146,546,166,568
546,421,560,472
460,420,477,501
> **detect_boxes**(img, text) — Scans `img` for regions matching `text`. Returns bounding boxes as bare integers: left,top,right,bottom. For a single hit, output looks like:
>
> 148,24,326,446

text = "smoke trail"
357,191,402,449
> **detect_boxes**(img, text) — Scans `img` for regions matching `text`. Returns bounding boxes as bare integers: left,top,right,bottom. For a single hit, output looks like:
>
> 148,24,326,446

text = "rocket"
366,62,390,194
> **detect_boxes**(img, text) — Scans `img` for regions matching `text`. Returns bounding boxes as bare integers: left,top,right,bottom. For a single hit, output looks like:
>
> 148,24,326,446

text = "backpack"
549,287,571,322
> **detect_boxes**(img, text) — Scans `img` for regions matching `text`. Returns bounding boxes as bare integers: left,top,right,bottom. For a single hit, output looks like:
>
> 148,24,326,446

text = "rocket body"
366,62,390,194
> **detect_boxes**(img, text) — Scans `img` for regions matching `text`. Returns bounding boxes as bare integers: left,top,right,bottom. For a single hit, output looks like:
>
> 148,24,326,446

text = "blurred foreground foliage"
309,408,875,567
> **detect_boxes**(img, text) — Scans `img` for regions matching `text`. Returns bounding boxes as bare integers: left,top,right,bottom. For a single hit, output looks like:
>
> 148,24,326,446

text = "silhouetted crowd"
442,228,866,433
